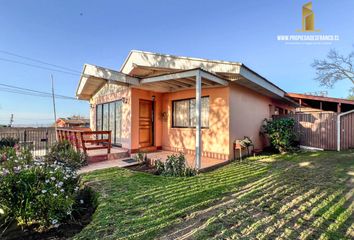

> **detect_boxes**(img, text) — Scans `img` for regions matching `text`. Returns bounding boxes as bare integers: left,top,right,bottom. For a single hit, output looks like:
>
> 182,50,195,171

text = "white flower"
74,187,79,192
53,193,58,197
45,179,50,183
41,190,47,193
66,211,71,215
60,189,64,192
58,181,63,187
50,177,56,181
80,199,84,204
51,219,58,225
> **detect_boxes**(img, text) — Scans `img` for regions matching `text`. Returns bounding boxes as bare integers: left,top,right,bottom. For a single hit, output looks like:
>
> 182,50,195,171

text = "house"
286,92,354,113
56,117,90,128
76,50,297,168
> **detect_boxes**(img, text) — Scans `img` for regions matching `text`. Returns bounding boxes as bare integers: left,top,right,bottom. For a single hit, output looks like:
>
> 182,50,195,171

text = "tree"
312,48,354,98
348,88,354,100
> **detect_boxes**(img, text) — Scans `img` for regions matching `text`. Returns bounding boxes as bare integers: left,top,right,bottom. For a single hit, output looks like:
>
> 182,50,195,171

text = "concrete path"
79,158,138,174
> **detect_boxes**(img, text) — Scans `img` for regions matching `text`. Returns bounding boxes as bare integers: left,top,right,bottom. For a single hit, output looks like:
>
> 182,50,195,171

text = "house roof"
57,118,89,125
286,92,354,112
286,93,354,105
76,50,296,106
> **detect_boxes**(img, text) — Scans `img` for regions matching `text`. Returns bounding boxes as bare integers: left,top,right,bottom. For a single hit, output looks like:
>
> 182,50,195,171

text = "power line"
0,57,80,76
0,83,76,99
0,50,81,74
0,83,80,100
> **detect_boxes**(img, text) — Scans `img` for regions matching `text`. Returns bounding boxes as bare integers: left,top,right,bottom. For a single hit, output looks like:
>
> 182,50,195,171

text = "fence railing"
56,129,112,155
0,128,56,157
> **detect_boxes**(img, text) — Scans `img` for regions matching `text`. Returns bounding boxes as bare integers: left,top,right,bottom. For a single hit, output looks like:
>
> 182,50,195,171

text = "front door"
139,100,153,148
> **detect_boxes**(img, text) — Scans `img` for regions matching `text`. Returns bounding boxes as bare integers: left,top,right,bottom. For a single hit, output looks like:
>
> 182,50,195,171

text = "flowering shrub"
155,153,197,177
0,148,82,229
45,140,87,170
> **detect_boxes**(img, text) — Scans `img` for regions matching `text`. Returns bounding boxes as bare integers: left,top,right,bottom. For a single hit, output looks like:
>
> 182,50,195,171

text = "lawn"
74,151,354,240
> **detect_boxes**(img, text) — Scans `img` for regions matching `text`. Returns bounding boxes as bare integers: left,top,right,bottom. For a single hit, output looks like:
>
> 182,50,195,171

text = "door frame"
138,99,155,148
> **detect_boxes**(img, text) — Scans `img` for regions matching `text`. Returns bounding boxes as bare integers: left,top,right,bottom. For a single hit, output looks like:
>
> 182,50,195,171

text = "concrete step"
87,148,130,164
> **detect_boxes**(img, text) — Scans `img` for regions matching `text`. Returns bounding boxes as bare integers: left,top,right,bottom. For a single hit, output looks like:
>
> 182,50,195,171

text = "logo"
297,2,319,32
276,1,339,45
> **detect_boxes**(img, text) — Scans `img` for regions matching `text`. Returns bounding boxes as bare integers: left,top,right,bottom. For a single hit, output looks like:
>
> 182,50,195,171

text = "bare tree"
312,48,354,99
348,88,354,100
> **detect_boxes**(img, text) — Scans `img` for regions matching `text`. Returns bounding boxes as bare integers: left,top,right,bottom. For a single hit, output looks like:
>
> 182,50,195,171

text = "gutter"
337,109,354,151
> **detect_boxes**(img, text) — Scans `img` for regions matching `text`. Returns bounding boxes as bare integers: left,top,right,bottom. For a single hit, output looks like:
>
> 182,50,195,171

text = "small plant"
45,140,87,170
0,147,81,230
155,153,196,177
134,151,147,165
263,118,297,153
0,137,19,148
239,136,253,148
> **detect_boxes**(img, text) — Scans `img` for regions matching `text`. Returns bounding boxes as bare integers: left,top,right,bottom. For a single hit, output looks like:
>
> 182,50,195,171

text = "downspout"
337,109,354,151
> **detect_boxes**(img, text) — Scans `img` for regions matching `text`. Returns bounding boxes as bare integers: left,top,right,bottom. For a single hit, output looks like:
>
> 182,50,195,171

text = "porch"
57,128,229,172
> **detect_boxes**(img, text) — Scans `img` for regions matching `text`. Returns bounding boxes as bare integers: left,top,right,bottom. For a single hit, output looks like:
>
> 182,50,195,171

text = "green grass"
74,151,354,240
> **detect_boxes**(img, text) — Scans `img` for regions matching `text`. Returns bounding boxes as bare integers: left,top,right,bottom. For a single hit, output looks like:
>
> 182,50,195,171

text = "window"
96,100,123,145
172,97,209,128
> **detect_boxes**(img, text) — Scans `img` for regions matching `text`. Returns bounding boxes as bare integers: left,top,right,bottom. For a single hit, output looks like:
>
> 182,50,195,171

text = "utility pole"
8,114,14,127
51,74,58,141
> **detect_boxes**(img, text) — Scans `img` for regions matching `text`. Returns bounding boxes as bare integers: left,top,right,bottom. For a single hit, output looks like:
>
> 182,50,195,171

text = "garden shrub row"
0,140,93,238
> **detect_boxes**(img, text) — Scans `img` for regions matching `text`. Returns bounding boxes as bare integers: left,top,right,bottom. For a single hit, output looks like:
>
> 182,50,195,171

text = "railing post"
24,129,27,143
45,129,49,154
74,132,80,151
64,130,68,142
108,131,112,154
80,132,87,155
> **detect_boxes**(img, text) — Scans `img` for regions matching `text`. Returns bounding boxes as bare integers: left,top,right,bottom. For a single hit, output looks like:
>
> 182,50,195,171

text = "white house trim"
337,109,354,151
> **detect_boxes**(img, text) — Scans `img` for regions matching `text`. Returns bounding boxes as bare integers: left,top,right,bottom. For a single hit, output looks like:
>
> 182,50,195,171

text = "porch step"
87,148,130,164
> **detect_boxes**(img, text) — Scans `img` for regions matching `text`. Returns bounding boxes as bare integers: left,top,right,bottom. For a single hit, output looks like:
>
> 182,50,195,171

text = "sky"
0,0,353,126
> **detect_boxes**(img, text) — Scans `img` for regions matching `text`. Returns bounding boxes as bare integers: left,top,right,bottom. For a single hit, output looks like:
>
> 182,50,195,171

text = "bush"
0,147,81,230
0,137,19,148
46,140,87,170
134,151,147,165
264,118,297,153
155,153,197,177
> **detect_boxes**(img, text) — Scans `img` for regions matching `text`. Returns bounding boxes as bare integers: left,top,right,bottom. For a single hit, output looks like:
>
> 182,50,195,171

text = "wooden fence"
340,112,354,150
274,112,354,151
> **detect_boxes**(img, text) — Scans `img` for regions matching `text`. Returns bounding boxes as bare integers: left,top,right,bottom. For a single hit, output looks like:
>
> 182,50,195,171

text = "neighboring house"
76,50,297,166
286,93,354,113
56,117,90,128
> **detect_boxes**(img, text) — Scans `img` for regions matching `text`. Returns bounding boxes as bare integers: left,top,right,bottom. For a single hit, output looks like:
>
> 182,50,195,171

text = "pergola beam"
140,68,229,87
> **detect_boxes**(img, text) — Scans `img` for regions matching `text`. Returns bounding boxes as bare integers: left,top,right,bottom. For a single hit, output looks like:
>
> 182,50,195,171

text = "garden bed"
126,163,157,174
2,188,97,240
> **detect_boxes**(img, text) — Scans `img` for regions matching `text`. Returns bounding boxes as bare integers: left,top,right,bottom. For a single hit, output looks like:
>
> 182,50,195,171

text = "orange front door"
139,100,153,148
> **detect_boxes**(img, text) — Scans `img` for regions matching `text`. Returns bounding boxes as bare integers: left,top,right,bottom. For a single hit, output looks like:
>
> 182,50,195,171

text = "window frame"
171,96,210,129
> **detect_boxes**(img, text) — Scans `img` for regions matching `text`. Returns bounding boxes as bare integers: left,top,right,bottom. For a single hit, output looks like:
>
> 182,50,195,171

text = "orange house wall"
160,87,230,160
229,83,295,156
90,83,294,160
